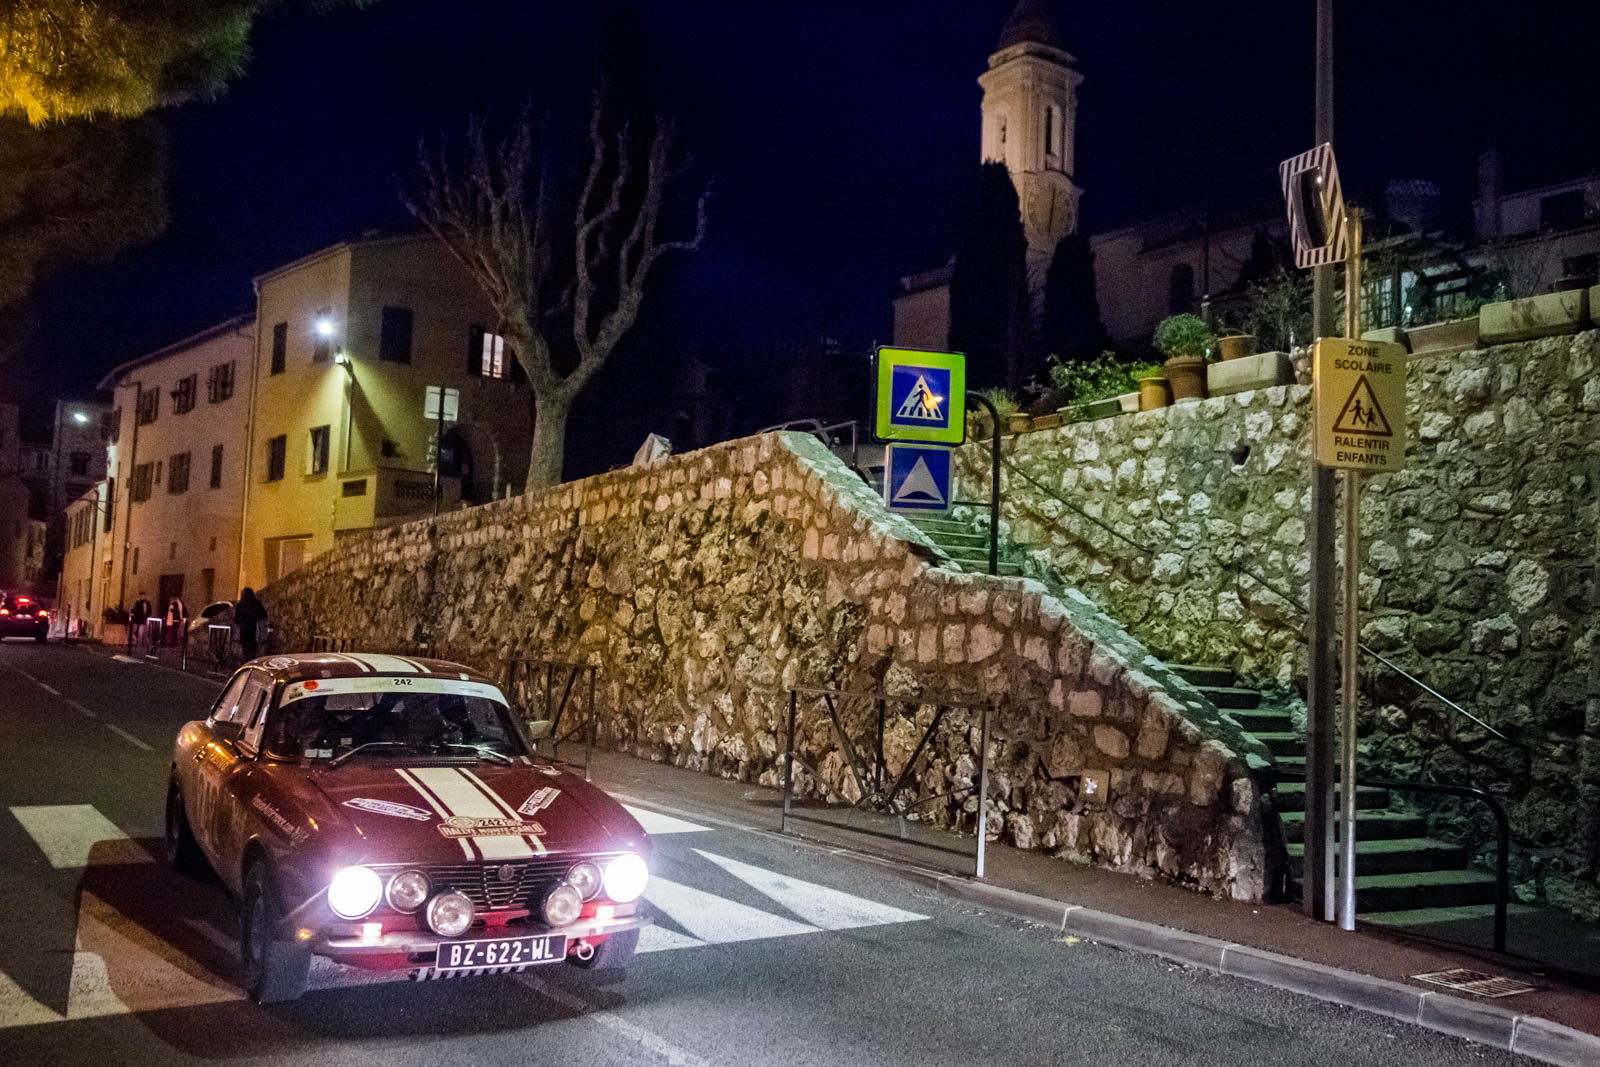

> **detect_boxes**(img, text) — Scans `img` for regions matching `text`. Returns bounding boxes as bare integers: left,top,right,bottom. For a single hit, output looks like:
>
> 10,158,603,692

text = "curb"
610,790,1600,1067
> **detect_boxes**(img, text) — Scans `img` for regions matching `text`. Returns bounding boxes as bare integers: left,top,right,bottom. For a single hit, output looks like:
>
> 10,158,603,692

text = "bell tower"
978,0,1083,299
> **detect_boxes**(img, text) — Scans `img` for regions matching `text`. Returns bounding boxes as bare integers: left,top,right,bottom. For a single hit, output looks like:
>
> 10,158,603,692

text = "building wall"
954,329,1600,920
891,283,953,351
104,321,253,615
263,431,1277,902
43,400,110,583
1091,221,1277,346
58,481,106,635
242,236,531,592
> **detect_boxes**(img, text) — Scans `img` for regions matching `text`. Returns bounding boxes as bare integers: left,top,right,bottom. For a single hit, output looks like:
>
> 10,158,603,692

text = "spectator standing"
235,588,267,662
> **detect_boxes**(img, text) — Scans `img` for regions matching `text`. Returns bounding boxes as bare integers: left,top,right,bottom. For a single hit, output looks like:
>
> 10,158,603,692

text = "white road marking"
111,654,141,664
643,875,817,944
693,850,929,930
65,699,96,718
623,804,711,835
37,682,60,696
8,805,152,868
518,975,714,1067
0,966,60,1028
635,926,707,954
103,723,154,751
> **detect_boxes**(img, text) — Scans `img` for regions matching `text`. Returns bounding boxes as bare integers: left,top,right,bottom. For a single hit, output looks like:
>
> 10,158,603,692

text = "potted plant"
1050,353,1139,423
975,388,1026,433
1153,313,1214,402
1132,364,1169,411
1215,329,1259,361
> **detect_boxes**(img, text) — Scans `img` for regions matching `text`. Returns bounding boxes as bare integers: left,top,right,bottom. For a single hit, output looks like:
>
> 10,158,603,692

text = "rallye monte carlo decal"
397,766,550,858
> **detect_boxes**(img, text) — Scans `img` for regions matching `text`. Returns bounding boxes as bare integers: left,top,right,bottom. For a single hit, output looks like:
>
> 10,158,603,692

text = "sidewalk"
583,747,1600,1067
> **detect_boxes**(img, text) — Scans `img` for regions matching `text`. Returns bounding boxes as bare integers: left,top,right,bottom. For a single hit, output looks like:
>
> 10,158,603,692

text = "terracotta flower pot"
1164,356,1207,402
1006,412,1032,433
1138,376,1170,410
1216,334,1258,361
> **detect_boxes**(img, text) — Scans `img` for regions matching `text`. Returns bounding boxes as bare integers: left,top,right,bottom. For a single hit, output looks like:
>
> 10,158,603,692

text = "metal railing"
780,685,994,878
502,658,598,782
966,437,1519,747
1274,767,1511,953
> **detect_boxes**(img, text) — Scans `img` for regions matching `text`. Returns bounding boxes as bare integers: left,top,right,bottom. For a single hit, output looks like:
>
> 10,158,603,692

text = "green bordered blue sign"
874,347,966,444
883,443,952,514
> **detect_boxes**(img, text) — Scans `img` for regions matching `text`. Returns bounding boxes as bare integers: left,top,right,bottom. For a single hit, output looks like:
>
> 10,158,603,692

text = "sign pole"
433,388,444,517
1305,0,1338,922
1337,207,1363,931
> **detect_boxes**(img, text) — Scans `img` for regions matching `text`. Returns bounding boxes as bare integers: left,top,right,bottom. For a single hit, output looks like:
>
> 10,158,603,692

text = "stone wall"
955,331,1600,918
266,431,1275,900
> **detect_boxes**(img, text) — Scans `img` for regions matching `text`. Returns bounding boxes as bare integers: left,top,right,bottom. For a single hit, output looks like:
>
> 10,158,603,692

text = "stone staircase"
1168,664,1500,919
909,515,1023,577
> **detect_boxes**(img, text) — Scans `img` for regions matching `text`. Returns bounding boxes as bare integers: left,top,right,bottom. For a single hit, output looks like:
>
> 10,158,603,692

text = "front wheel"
240,862,310,1003
33,633,45,643
569,927,638,973
165,779,209,877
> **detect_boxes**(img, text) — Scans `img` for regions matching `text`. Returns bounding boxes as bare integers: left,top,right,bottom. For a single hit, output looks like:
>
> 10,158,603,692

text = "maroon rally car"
166,652,651,1002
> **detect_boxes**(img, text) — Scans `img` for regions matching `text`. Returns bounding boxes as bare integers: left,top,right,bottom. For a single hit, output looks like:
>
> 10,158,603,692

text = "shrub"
1152,313,1214,360
972,387,1018,417
1049,352,1139,407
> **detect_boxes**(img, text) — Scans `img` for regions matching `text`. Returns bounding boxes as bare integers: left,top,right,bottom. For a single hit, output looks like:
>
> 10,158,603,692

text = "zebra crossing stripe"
621,804,711,835
693,850,929,930
8,805,151,869
642,875,818,944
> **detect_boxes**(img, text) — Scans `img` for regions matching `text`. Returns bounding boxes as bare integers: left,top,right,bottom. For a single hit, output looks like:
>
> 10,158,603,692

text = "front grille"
374,857,576,912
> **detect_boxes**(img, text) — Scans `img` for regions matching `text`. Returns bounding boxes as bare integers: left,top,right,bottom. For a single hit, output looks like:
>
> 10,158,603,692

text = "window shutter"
467,325,483,376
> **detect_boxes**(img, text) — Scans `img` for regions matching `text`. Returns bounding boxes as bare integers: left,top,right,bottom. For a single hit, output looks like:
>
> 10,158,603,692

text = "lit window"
469,325,513,379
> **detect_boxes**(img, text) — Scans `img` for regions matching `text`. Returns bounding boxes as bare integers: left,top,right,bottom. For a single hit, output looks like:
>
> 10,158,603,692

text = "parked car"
0,593,49,642
166,652,651,1002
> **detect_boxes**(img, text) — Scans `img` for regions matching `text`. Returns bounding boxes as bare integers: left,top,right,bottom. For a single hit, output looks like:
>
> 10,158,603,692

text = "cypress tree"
1039,233,1106,363
948,161,1028,390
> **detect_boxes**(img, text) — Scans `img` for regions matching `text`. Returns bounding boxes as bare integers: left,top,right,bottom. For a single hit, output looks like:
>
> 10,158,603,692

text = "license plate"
436,934,568,970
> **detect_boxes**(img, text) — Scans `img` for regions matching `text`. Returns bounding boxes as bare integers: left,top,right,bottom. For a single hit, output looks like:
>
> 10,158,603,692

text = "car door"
181,669,250,850
192,669,270,881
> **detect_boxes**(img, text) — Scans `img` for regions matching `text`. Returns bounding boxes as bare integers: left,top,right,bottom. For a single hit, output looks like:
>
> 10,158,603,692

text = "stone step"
1194,685,1263,710
1286,837,1471,877
910,518,974,536
1362,902,1538,928
922,530,991,549
1280,809,1428,843
1228,708,1297,733
1273,755,1307,772
1349,870,1501,913
1168,664,1237,689
1254,731,1305,757
1273,781,1391,812
943,560,1022,577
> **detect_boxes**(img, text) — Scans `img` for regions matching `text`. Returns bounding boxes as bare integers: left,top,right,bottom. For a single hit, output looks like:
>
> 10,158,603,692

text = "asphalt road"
0,640,1534,1067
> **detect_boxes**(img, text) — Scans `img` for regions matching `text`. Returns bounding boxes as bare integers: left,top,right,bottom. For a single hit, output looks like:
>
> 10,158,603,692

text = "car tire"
240,862,310,1004
33,633,45,643
165,779,210,878
569,927,638,973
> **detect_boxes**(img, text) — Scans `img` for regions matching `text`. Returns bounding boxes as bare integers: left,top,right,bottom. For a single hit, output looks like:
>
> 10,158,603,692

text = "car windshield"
267,690,527,763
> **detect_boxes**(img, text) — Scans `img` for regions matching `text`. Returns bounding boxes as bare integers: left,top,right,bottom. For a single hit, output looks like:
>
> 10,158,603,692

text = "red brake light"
15,597,29,605
0,609,9,616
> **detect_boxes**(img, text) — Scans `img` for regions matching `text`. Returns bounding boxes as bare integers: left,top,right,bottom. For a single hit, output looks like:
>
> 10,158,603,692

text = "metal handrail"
1273,767,1510,954
965,437,1519,746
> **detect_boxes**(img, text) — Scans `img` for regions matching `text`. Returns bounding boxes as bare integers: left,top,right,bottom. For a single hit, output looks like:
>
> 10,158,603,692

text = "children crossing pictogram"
1331,374,1393,438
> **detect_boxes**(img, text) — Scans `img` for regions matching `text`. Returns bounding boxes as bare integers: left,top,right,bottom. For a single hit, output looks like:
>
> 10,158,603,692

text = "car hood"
299,759,647,864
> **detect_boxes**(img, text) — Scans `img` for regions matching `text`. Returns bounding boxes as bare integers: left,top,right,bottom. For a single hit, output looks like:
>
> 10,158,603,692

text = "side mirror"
525,719,553,742
213,719,244,744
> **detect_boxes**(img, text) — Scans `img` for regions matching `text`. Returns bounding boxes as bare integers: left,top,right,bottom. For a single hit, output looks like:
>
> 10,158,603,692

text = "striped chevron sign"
1279,142,1347,269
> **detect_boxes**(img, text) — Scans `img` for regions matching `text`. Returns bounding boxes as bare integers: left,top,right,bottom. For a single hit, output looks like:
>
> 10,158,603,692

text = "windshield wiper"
329,740,415,768
440,743,514,765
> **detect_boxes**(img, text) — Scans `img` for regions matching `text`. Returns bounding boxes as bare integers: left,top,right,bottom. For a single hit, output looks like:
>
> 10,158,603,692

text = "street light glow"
315,317,335,338
71,411,89,424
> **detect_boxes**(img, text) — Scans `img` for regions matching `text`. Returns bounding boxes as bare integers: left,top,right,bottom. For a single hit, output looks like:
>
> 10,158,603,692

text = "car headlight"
543,883,583,927
566,861,603,900
602,853,648,903
385,870,430,913
425,890,475,937
328,866,382,919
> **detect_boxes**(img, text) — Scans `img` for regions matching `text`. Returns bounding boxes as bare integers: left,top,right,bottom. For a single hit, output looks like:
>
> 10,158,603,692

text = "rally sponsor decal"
517,786,560,817
437,815,546,839
251,795,308,842
280,675,508,706
343,797,434,821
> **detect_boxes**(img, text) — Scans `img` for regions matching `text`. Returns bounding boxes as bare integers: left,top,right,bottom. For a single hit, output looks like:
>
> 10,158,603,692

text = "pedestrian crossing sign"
875,347,966,444
1314,338,1407,473
884,443,952,514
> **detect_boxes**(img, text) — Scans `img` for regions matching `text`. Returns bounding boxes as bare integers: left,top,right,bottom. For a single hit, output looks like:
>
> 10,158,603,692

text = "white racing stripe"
346,653,420,674
395,768,474,859
405,767,542,860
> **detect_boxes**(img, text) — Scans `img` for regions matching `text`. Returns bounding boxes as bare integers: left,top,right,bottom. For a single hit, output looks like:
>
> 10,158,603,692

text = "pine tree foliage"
1039,233,1105,363
949,161,1028,390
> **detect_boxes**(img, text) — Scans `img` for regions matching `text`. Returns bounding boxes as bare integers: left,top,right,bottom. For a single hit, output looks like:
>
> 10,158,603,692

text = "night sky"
16,0,1599,466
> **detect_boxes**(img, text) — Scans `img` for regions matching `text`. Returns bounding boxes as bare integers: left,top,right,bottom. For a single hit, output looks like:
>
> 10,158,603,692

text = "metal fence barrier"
502,658,598,782
781,685,993,878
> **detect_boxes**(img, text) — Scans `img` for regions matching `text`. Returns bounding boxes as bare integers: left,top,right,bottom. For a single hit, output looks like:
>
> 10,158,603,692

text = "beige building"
89,315,256,624
241,233,531,591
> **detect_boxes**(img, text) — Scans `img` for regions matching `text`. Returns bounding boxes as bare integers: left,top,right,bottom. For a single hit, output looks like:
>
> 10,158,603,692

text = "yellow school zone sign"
1314,338,1408,473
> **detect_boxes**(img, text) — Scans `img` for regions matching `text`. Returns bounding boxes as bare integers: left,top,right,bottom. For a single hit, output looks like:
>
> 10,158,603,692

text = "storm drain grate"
1411,968,1539,998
